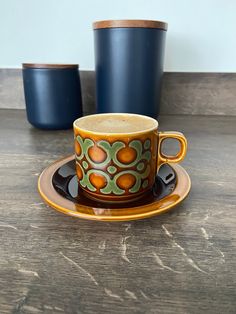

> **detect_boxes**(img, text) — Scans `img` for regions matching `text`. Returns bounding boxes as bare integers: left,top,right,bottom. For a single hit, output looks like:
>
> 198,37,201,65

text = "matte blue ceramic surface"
94,26,166,118
22,65,82,129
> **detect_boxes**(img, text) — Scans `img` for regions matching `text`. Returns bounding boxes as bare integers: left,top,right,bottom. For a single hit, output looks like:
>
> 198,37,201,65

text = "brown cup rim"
93,19,168,31
22,63,79,69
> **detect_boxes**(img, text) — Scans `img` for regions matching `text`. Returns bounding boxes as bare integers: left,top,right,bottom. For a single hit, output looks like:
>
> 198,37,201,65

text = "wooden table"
0,109,235,314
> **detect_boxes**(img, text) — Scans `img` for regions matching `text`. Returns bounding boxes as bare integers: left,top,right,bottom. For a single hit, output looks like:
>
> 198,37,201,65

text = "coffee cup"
73,113,187,202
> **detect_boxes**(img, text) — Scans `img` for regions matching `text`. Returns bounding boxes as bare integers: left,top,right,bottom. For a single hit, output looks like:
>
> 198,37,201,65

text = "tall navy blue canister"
93,20,167,118
22,63,82,129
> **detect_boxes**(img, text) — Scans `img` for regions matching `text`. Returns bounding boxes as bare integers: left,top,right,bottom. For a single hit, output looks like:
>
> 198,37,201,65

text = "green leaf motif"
100,180,125,195
107,166,117,174
76,136,93,160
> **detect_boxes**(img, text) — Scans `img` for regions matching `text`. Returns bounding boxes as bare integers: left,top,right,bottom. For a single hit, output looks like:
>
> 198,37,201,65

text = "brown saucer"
38,155,191,221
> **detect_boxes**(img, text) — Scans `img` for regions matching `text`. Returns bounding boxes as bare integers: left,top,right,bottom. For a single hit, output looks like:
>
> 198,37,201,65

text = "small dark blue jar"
22,63,83,129
93,20,167,118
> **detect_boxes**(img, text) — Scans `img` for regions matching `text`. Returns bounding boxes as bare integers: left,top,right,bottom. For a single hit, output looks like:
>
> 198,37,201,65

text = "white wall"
0,0,235,72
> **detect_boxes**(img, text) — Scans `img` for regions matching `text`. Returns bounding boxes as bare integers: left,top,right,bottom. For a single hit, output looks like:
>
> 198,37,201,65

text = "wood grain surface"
0,109,235,313
22,64,79,69
93,20,168,30
1,70,236,116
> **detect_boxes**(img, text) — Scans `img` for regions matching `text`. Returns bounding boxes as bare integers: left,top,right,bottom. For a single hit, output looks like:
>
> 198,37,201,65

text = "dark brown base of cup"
80,188,152,204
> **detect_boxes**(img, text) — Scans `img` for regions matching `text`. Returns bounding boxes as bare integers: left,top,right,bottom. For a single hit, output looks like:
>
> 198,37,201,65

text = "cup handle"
157,131,187,169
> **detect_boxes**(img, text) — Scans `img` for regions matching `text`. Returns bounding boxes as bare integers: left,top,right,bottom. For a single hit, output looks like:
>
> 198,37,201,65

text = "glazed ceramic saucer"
38,155,191,221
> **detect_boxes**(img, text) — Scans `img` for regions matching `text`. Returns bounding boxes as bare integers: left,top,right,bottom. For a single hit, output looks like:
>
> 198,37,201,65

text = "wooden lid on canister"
22,63,79,69
93,20,168,31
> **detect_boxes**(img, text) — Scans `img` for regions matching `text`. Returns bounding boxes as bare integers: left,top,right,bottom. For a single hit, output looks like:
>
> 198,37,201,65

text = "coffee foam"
75,114,157,133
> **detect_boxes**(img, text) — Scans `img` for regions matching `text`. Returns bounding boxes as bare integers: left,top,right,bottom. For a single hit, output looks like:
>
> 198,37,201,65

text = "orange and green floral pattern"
75,134,152,197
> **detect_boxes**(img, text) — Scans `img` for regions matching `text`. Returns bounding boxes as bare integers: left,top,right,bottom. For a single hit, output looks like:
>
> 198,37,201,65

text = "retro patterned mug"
73,113,187,202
